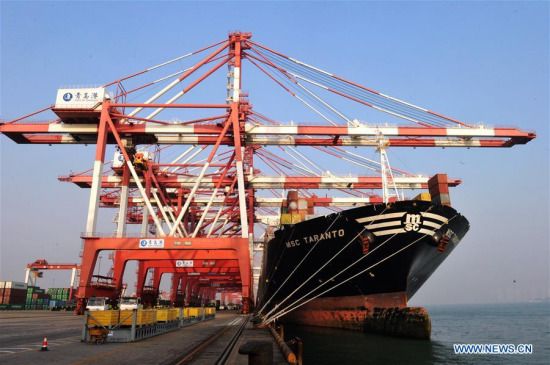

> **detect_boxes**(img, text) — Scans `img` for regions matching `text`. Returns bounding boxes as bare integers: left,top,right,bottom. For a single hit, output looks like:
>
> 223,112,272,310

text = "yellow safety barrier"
87,310,119,327
169,308,179,321
86,307,213,329
187,307,200,318
119,309,156,326
156,308,179,322
156,309,170,322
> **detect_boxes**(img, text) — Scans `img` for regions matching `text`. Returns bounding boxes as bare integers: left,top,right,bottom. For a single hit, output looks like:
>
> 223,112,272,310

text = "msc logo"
63,92,73,102
402,213,422,232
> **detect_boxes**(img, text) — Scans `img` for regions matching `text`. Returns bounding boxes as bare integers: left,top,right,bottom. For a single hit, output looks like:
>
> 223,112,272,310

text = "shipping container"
1,287,26,306
4,281,27,290
47,288,72,301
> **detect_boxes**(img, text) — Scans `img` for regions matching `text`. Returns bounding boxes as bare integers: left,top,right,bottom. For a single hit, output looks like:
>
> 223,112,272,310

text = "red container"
1,288,27,305
4,288,26,295
3,294,26,305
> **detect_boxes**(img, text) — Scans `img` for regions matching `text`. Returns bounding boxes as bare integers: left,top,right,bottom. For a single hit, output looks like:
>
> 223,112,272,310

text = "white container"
5,281,27,290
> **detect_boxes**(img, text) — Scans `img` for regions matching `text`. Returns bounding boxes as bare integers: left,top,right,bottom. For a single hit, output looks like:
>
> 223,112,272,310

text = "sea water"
283,302,549,364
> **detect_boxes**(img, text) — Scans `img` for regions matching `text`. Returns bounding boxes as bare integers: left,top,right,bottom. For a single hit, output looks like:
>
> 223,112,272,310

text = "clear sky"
1,1,548,304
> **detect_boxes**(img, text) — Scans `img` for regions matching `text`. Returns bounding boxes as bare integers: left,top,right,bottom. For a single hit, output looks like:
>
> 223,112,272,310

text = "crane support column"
69,267,77,300
85,101,110,235
75,240,100,313
136,262,147,299
24,268,31,285
112,251,126,296
116,161,130,237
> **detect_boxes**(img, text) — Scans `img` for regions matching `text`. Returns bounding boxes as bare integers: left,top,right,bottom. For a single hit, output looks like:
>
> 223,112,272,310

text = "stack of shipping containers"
0,281,27,309
47,287,73,308
0,282,74,310
26,286,50,309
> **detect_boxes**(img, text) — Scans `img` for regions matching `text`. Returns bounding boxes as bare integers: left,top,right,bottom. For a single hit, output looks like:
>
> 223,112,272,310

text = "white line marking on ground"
0,348,32,350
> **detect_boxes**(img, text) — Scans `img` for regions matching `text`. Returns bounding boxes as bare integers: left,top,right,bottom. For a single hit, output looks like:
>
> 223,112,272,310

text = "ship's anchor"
431,226,452,252
361,231,376,255
437,235,450,252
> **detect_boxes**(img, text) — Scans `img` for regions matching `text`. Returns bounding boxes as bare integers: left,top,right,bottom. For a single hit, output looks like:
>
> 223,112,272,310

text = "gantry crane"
1,32,535,314
25,259,80,300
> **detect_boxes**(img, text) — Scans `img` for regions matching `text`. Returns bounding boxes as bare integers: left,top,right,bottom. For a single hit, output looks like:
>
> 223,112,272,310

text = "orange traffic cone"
41,337,48,351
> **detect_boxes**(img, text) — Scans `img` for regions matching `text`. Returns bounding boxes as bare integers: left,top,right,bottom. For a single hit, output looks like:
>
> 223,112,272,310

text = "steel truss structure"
1,32,534,314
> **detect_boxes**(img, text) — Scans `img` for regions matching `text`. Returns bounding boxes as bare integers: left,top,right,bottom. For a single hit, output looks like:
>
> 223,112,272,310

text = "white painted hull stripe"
418,228,436,236
420,212,448,223
364,220,402,230
356,212,405,223
422,220,443,229
372,228,406,236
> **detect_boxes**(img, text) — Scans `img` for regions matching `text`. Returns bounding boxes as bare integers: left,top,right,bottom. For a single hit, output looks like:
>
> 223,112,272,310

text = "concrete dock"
228,321,289,364
0,311,289,364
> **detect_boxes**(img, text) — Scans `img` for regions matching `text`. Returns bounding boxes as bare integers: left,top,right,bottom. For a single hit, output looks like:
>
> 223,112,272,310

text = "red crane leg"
236,238,252,313
135,261,147,299
183,278,190,306
112,251,126,295
152,269,162,293
140,268,157,307
75,244,100,314
170,274,181,305
176,275,186,307
190,280,201,307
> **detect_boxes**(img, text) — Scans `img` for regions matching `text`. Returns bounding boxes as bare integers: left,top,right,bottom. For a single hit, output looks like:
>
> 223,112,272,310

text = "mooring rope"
262,204,416,321
258,206,391,316
256,212,343,315
263,235,424,324
261,231,398,324
261,225,380,320
262,213,458,324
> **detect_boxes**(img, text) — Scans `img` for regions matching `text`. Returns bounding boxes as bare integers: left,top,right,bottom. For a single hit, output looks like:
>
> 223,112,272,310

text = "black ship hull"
256,200,469,336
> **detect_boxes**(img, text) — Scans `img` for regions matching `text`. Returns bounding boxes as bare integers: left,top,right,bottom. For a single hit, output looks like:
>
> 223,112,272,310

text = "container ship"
256,174,469,339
